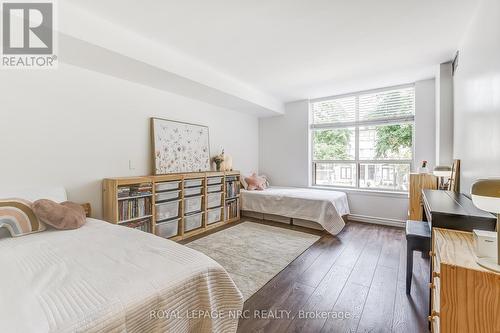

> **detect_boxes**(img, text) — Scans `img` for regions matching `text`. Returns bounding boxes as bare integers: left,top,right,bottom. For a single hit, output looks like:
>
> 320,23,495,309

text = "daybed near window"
241,186,349,235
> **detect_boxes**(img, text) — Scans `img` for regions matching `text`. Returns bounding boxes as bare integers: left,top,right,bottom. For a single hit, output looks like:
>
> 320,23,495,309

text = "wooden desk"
430,228,500,332
421,189,497,331
422,189,496,232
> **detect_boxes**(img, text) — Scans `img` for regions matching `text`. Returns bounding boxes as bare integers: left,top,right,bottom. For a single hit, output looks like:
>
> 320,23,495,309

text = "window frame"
310,83,415,193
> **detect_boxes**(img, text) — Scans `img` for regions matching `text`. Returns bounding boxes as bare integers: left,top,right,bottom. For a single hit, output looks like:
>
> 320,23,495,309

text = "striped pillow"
0,199,46,237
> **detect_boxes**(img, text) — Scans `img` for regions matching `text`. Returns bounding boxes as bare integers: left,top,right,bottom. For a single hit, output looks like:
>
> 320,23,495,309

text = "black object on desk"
422,189,496,232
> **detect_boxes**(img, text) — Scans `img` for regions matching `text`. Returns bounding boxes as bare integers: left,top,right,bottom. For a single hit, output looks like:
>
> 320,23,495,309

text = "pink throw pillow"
245,173,267,191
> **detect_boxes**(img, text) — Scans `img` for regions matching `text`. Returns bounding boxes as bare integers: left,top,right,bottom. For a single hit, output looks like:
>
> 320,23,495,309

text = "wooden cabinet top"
104,171,240,183
434,227,500,275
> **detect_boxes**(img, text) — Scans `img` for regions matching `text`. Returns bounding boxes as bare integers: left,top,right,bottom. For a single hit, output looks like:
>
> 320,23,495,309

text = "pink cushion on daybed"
244,173,267,191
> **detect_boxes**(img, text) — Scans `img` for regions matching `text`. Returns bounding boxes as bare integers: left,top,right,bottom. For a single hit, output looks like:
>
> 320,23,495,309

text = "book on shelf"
118,196,152,221
117,183,152,198
225,198,239,220
117,186,130,198
225,180,240,198
121,217,151,233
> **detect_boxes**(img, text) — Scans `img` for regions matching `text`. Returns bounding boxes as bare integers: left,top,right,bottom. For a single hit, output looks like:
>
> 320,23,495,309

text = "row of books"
225,199,239,220
225,180,240,198
118,183,152,198
122,218,152,233
118,197,152,221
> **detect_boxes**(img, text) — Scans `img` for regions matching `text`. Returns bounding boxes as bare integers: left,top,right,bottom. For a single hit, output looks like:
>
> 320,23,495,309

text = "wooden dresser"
409,173,437,220
429,228,500,333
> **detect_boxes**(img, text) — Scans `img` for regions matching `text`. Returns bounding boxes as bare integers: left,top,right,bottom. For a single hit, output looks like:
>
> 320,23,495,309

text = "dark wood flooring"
231,220,430,333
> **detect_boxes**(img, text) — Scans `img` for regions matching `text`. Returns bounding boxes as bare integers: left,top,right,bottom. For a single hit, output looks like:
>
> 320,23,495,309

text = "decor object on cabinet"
433,166,452,190
223,154,233,171
418,160,429,173
213,149,225,172
471,178,500,272
151,118,210,175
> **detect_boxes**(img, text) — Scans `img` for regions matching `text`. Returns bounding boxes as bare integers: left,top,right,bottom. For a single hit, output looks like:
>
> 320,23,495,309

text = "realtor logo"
1,1,57,68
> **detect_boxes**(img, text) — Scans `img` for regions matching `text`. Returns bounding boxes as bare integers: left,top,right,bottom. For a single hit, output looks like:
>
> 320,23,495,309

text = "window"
311,85,414,191
340,166,352,179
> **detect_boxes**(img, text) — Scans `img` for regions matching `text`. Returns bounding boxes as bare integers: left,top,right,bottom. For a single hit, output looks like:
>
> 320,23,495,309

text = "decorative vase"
224,155,233,171
418,167,429,174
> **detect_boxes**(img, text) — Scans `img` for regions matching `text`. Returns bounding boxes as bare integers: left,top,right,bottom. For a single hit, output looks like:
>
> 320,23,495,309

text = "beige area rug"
186,221,320,300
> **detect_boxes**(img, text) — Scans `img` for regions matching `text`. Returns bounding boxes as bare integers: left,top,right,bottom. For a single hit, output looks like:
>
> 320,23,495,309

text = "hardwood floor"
235,220,430,333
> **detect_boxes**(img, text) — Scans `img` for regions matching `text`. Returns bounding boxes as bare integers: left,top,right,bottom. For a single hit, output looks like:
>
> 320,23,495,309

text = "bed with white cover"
0,188,243,333
241,186,350,235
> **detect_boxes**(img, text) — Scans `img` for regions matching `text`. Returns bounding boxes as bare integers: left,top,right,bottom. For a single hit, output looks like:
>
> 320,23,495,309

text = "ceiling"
67,0,480,103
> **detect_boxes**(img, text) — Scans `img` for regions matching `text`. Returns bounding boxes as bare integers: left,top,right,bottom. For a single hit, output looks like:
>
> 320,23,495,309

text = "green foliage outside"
313,129,352,160
374,123,412,159
313,124,412,160
313,90,413,160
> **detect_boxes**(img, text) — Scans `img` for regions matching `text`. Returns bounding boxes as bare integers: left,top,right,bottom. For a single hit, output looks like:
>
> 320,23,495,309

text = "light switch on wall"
128,160,136,170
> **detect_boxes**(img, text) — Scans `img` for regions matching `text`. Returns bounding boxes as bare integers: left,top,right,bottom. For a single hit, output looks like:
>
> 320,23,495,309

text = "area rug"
186,221,320,300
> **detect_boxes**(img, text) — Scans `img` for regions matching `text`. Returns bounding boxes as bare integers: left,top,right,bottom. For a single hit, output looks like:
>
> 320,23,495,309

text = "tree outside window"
311,86,414,191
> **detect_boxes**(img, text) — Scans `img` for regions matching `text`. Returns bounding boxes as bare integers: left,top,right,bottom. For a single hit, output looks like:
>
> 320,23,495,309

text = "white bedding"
241,186,350,235
0,219,243,333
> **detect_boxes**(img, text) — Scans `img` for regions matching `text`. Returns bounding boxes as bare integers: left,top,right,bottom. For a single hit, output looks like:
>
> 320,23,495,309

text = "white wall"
259,80,436,224
415,79,437,170
435,62,454,167
259,100,310,187
453,0,500,193
0,63,259,218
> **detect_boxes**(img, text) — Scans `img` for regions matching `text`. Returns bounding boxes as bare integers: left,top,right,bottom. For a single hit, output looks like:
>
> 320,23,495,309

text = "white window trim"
309,185,409,198
309,83,415,193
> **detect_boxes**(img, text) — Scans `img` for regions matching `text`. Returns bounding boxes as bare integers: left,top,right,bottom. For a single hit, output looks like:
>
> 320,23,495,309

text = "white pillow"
260,175,270,188
240,177,248,190
0,186,68,203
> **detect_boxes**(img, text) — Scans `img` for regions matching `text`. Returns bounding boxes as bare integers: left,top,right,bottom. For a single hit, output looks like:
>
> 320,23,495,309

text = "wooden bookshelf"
102,171,241,240
224,171,241,222
102,177,155,234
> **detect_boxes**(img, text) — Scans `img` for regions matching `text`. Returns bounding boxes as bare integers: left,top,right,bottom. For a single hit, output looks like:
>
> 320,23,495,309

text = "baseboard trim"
347,214,405,228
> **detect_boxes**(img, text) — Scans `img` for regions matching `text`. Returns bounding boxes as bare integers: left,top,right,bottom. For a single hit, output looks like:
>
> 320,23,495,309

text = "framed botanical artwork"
151,117,211,175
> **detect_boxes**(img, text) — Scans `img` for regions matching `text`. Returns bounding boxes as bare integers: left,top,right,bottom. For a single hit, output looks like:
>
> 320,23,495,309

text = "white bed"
0,188,243,333
241,186,350,235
